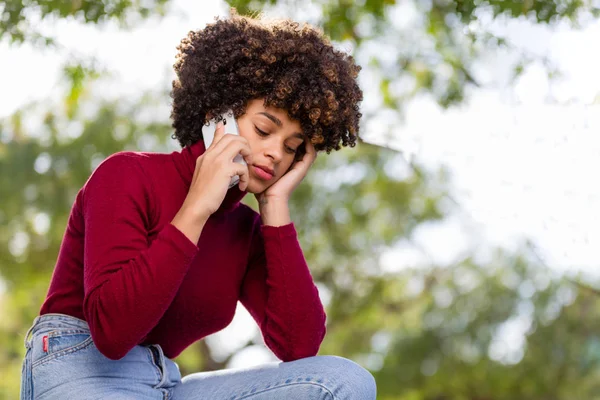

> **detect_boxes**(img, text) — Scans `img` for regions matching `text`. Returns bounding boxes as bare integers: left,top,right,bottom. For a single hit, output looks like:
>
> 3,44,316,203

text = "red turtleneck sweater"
39,139,326,361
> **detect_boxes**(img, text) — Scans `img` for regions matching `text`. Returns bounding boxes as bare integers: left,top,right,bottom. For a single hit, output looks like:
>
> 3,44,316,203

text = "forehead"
250,99,303,131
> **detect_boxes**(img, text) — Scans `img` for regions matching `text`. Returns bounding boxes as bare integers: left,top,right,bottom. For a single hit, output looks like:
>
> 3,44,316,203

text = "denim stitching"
236,379,335,400
154,346,169,389
48,329,90,337
31,324,90,337
32,314,88,327
32,336,94,369
21,347,33,400
145,347,163,383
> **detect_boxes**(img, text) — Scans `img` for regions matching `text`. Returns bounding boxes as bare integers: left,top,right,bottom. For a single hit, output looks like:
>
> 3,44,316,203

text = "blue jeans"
20,313,376,399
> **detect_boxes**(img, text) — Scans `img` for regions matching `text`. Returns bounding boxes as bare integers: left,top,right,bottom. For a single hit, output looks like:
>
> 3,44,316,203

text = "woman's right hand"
188,121,252,217
171,122,252,244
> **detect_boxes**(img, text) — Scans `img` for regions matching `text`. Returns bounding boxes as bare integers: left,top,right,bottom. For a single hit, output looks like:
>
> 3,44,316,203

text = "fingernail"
217,121,224,128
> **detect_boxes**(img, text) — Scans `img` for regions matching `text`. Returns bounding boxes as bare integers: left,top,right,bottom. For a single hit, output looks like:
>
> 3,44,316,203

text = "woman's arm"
239,215,327,362
83,124,253,360
82,153,199,360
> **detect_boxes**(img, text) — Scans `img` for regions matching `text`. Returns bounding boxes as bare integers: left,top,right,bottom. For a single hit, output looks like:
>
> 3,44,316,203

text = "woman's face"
236,99,306,194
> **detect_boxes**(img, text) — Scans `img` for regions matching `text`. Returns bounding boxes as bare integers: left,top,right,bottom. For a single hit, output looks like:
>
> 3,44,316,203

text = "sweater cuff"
260,222,297,239
163,223,199,260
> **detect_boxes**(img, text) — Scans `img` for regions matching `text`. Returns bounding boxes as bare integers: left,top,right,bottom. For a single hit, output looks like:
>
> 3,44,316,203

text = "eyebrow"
257,112,305,140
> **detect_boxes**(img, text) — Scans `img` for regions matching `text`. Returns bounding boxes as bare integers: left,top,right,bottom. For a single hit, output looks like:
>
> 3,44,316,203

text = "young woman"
20,12,375,400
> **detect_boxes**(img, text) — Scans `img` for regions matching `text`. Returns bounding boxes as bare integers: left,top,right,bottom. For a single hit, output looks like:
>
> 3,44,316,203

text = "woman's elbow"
85,310,131,360
91,332,131,360
268,336,323,362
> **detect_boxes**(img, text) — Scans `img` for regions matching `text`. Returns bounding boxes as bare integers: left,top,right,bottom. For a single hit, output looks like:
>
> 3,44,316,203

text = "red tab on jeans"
43,335,48,352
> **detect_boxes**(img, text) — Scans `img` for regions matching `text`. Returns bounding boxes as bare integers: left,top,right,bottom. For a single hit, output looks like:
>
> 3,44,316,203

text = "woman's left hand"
254,139,317,205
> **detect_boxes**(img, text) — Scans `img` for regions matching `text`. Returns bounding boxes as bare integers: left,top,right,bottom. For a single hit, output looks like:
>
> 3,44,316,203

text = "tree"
229,0,600,110
0,0,170,45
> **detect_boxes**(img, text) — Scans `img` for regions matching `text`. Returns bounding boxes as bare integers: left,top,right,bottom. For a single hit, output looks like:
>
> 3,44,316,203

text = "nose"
263,138,284,163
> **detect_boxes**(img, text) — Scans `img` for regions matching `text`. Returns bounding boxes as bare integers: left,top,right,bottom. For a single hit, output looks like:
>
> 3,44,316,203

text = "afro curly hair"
170,11,363,153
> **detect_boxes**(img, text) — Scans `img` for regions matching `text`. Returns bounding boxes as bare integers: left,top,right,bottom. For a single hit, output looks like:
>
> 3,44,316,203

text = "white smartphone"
202,109,246,189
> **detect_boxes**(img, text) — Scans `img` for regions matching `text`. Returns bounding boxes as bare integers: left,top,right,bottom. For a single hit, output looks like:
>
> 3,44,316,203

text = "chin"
245,178,275,194
245,181,265,194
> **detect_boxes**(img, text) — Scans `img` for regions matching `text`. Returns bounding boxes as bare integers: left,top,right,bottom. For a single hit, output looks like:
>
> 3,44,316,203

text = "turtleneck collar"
171,139,248,213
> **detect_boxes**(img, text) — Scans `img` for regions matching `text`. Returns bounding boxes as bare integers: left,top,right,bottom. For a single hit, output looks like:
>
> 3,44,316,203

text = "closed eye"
254,126,268,137
255,125,298,154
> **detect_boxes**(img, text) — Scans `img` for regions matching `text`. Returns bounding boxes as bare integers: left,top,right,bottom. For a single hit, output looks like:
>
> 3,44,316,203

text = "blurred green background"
2,0,600,399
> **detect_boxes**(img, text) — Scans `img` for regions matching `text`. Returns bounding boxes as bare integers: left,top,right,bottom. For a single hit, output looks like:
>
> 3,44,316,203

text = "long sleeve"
81,153,198,360
239,216,326,362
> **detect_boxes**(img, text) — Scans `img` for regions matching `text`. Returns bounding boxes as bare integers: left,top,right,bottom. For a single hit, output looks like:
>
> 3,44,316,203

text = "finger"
303,141,317,166
219,138,253,164
206,121,226,151
210,121,226,148
208,134,249,163
294,140,316,167
305,139,317,160
231,163,250,191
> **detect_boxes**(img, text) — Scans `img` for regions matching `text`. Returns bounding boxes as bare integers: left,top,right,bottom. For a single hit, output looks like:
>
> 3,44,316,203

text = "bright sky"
1,0,599,369
367,14,600,279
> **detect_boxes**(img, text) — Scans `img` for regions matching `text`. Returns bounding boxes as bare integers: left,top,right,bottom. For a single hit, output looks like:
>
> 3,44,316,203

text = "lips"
253,165,274,180
255,165,274,175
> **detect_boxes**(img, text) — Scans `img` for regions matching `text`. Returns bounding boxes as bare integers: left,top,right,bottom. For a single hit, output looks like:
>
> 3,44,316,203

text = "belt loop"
23,316,40,349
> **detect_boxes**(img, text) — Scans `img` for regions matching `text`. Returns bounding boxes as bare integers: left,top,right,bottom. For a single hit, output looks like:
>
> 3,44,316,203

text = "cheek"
281,157,296,172
238,129,254,147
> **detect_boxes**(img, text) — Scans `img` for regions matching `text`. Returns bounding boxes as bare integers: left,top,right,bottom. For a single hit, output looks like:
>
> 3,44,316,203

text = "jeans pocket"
32,330,94,368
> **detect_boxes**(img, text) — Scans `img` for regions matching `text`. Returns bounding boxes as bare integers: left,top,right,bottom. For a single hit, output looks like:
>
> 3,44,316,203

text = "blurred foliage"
0,0,170,45
229,0,600,109
2,0,600,399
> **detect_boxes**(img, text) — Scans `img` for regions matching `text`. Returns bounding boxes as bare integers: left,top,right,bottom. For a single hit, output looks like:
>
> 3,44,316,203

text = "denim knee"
310,355,377,400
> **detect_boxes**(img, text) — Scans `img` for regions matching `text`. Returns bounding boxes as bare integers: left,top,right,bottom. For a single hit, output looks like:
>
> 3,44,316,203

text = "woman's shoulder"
100,149,168,167
81,150,170,198
89,149,171,179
